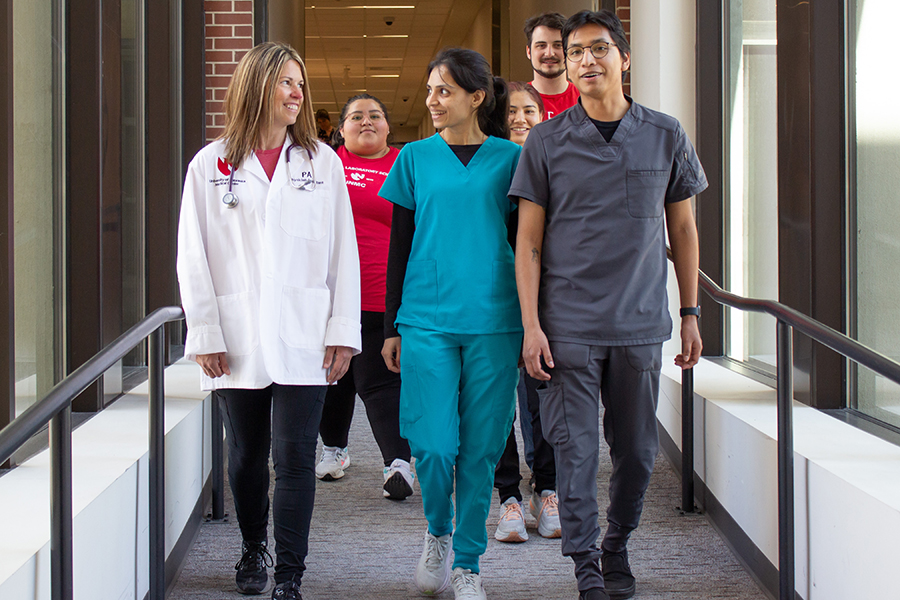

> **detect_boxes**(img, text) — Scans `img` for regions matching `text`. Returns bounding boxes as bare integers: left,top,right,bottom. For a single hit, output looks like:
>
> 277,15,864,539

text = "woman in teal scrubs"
379,48,522,600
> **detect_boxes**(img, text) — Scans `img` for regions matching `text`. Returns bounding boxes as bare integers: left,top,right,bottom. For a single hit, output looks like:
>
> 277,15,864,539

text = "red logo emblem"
217,158,232,176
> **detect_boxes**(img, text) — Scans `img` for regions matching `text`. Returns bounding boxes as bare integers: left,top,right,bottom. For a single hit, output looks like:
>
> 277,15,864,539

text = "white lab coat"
177,137,362,391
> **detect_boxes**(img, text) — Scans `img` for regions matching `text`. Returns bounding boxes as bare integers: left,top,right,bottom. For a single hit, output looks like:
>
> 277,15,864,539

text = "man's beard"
533,60,566,80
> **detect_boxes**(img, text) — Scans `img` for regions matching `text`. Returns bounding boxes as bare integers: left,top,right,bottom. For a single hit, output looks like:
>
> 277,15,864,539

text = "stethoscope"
222,145,317,209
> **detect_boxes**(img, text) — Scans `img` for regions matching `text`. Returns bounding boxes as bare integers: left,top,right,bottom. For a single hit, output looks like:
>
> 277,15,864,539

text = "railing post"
49,405,73,600
210,391,226,520
148,325,166,600
681,367,695,513
776,320,795,600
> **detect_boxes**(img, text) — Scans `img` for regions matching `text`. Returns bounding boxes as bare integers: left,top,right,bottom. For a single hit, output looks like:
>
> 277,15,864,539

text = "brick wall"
617,0,631,96
204,1,254,142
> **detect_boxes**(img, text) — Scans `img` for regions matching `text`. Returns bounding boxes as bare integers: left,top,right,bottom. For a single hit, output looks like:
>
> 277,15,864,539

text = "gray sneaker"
414,530,452,594
494,498,528,543
529,489,562,538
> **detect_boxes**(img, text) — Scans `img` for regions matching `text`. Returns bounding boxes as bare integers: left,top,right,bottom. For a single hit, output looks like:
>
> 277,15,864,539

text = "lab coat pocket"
216,291,260,356
625,169,668,218
279,190,329,241
279,286,331,349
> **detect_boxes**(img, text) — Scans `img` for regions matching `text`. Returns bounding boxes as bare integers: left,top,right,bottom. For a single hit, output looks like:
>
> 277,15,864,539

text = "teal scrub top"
379,134,523,335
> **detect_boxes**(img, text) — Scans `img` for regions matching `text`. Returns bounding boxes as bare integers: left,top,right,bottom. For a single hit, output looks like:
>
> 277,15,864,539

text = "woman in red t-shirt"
315,94,414,500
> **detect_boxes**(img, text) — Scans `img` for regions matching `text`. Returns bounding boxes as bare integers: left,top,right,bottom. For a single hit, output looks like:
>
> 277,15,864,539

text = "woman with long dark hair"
315,93,414,500
379,48,522,600
177,42,360,600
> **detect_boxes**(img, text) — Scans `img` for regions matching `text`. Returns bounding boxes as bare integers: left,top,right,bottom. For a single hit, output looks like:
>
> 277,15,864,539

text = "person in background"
493,81,561,546
316,108,335,145
524,12,580,119
315,93,415,501
380,47,522,600
511,11,706,600
177,42,361,600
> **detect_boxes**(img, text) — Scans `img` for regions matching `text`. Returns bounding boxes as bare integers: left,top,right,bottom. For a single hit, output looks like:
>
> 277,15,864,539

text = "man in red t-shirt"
525,12,580,120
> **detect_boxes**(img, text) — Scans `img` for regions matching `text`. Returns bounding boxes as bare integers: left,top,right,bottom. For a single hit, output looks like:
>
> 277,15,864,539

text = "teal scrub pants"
398,324,522,573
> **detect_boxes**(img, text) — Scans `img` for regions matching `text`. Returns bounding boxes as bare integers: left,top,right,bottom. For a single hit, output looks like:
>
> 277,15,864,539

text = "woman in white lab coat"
176,42,361,600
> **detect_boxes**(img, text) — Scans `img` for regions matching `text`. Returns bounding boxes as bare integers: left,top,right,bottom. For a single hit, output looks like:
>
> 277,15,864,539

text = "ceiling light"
369,74,400,78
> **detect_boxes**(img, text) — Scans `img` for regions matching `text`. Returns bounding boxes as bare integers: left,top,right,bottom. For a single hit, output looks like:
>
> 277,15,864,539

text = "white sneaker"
315,446,350,481
450,567,486,600
414,531,452,595
494,498,528,543
383,458,415,500
529,489,562,538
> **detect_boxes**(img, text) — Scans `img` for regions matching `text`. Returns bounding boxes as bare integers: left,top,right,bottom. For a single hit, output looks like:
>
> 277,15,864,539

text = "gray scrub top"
508,98,708,346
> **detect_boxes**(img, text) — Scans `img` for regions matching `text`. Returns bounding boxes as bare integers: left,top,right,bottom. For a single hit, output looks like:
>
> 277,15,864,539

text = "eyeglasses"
565,41,617,62
345,111,385,124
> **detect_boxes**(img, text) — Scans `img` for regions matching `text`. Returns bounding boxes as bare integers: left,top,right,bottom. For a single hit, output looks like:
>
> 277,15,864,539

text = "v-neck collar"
433,133,494,176
242,138,292,187
573,97,636,160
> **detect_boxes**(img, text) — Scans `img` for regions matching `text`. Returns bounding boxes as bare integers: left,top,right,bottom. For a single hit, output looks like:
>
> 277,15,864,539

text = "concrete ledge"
658,358,900,600
0,360,211,600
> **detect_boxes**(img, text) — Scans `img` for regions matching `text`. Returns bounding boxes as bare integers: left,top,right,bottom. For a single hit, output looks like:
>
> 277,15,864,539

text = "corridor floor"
168,397,767,600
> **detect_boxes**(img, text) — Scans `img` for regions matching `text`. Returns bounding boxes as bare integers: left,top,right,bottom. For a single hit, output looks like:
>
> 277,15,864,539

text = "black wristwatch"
680,306,701,318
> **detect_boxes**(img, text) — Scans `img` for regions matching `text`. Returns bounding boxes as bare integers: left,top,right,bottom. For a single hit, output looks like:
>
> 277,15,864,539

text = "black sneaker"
271,579,302,600
579,588,611,600
234,540,273,595
601,549,636,600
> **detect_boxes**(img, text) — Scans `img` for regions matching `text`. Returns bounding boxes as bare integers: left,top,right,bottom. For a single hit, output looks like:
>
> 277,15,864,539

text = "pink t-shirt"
336,145,399,312
255,146,282,181
533,81,581,120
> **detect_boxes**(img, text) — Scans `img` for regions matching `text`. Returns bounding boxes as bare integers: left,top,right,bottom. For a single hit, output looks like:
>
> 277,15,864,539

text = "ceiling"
303,0,488,132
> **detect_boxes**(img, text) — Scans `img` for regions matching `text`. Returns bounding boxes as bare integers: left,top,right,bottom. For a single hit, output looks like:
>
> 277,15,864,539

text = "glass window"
118,0,147,394
13,0,60,416
724,0,778,370
851,0,900,427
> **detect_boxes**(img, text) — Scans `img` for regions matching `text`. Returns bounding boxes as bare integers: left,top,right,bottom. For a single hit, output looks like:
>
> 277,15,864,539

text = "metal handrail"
673,253,900,600
0,306,185,600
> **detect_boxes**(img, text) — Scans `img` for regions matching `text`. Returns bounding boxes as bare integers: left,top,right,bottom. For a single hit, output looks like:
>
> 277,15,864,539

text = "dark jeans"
319,311,411,466
218,384,326,585
494,370,557,502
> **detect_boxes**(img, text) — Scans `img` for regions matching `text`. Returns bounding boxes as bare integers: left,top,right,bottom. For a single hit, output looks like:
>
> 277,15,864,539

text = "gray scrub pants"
538,341,662,592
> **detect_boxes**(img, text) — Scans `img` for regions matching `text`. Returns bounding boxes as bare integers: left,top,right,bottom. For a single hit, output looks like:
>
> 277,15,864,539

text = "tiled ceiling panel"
305,1,487,130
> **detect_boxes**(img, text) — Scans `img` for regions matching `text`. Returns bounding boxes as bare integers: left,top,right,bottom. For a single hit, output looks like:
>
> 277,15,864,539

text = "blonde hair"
220,42,317,169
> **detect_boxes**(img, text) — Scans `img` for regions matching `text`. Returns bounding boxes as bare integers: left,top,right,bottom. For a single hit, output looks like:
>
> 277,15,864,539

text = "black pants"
218,384,326,585
319,311,411,466
494,371,557,502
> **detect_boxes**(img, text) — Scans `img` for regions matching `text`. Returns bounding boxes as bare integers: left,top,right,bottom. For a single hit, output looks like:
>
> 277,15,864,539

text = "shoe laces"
272,579,302,600
541,492,559,517
500,501,524,522
424,534,449,569
234,541,273,571
453,569,481,594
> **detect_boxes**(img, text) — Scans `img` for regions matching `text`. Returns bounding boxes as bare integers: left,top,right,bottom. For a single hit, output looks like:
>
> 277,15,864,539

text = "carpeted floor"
168,397,766,600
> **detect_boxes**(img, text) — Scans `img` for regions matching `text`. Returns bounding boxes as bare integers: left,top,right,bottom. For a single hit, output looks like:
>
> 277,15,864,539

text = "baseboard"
141,474,211,600
658,422,803,600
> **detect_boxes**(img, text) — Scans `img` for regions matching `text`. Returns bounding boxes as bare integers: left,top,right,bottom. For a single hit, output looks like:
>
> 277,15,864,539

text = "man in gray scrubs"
509,10,706,600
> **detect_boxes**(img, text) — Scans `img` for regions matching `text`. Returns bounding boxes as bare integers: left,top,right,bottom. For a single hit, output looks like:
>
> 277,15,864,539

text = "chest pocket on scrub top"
279,186,329,240
625,169,668,218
